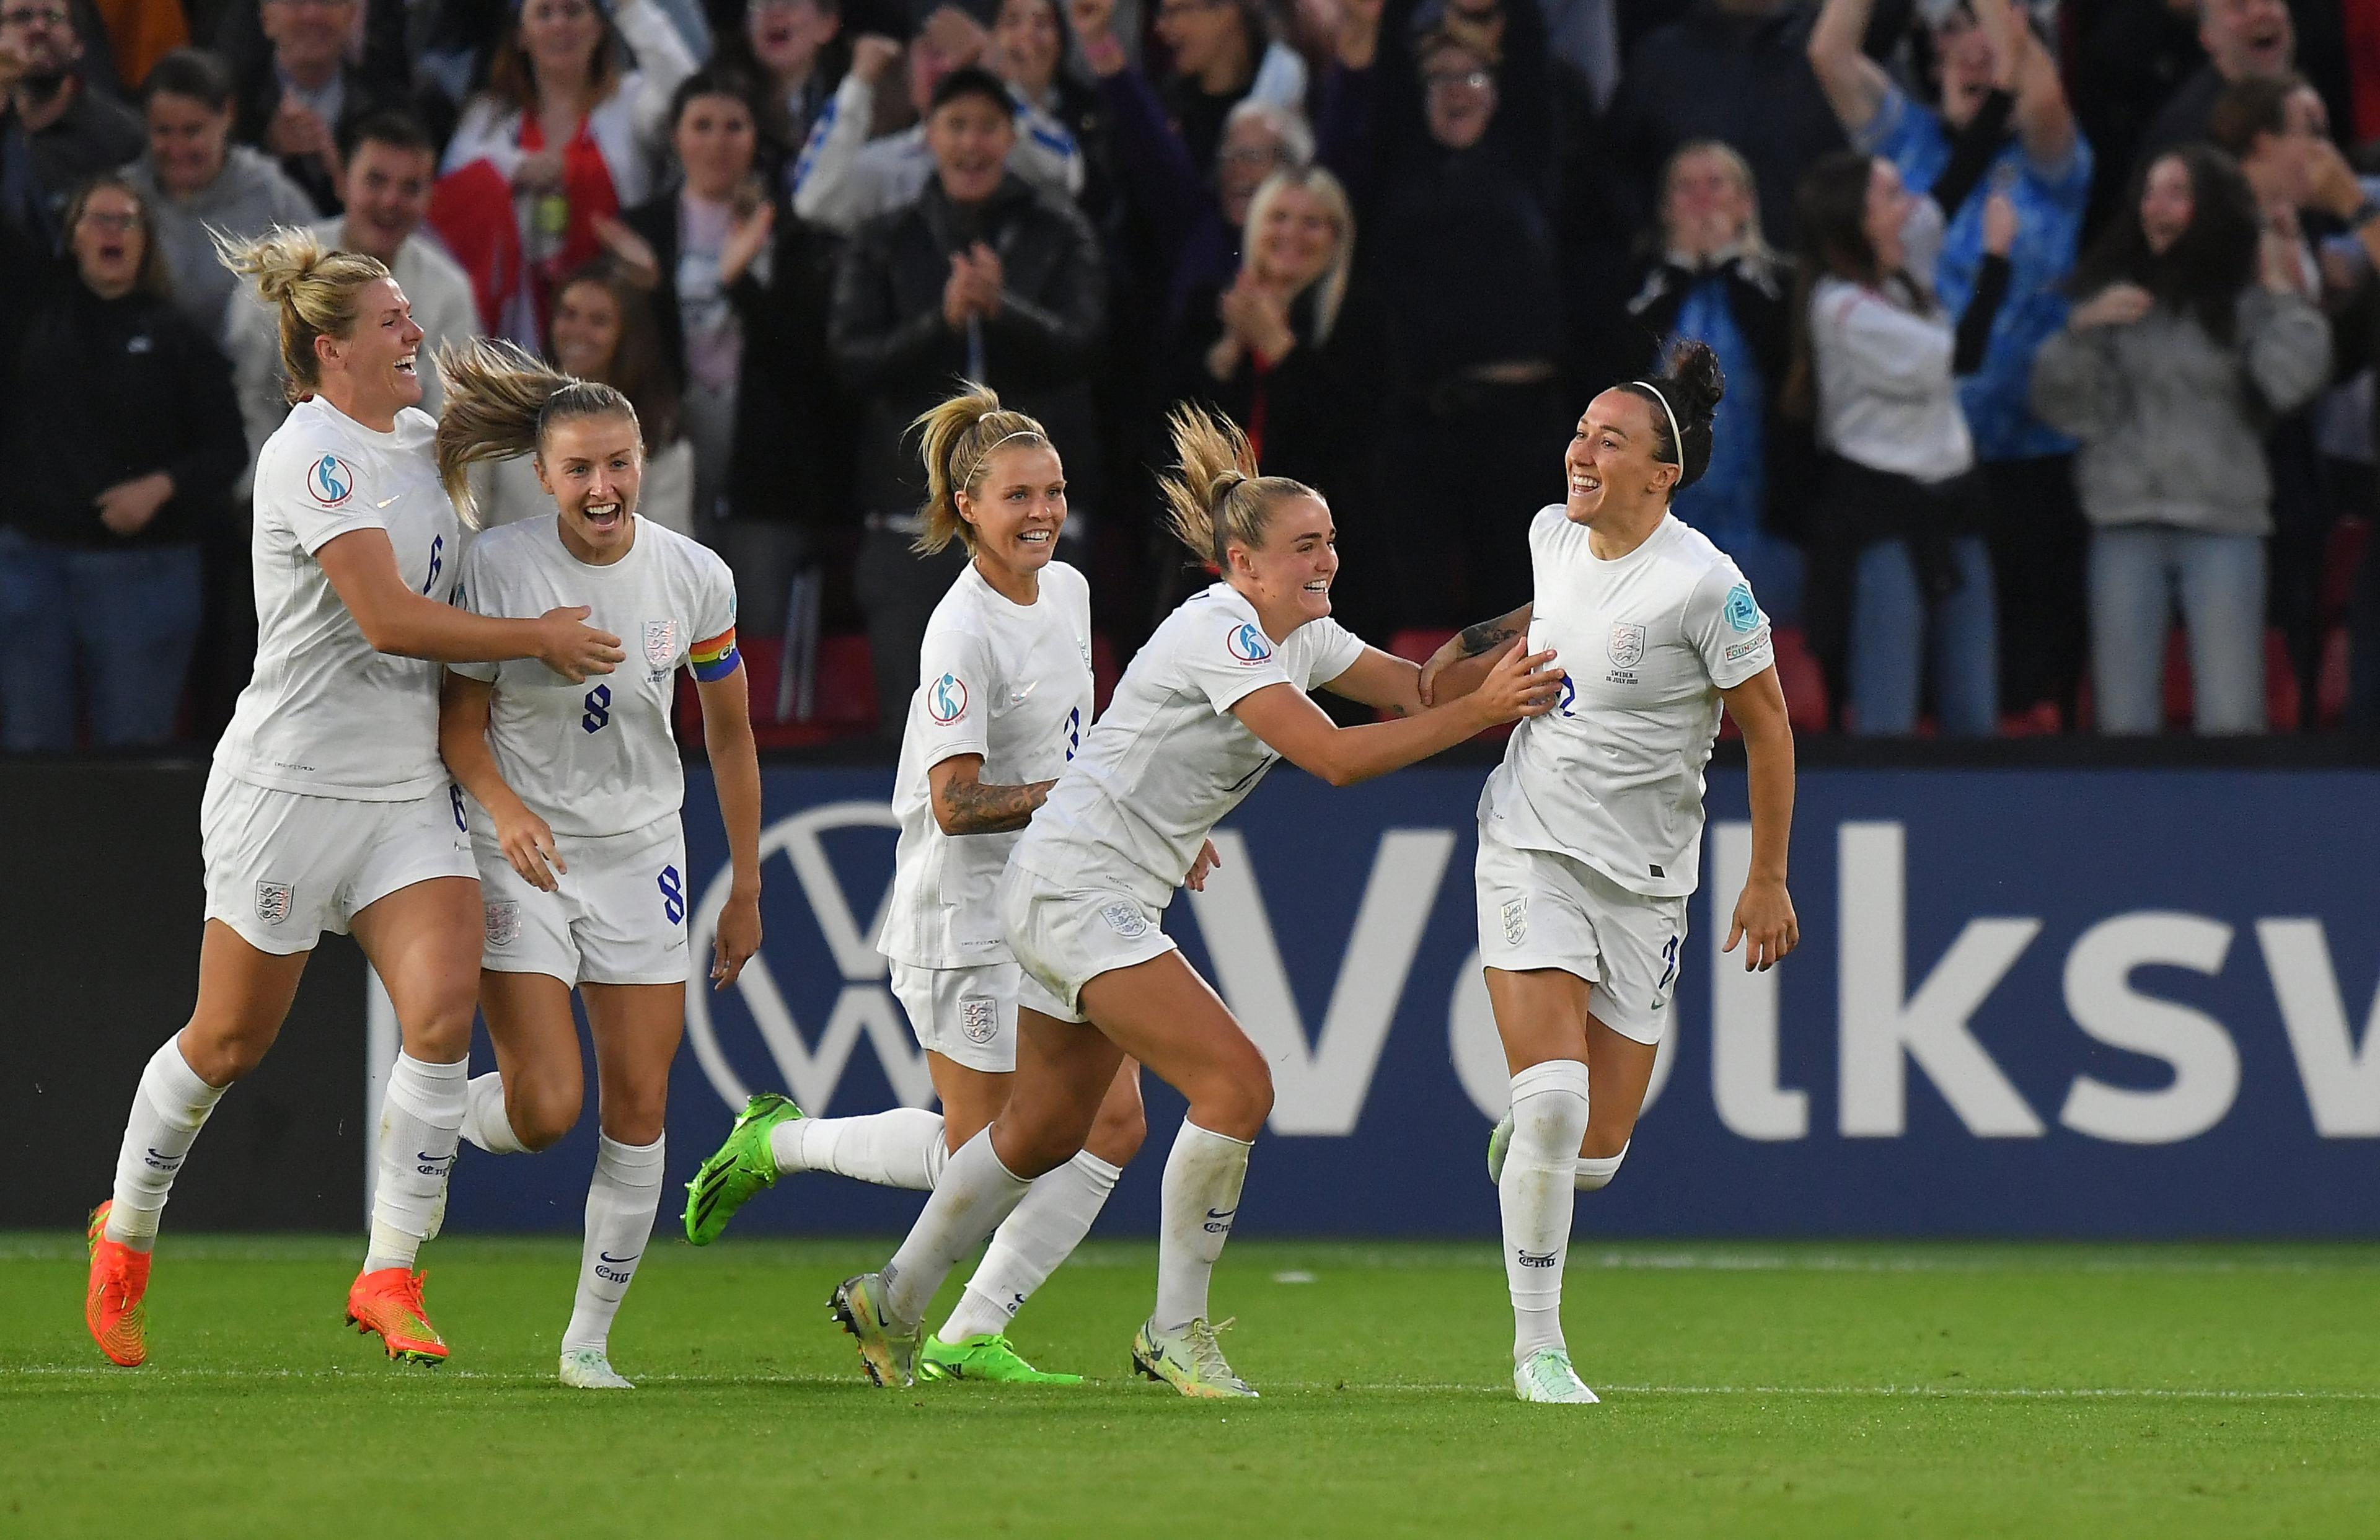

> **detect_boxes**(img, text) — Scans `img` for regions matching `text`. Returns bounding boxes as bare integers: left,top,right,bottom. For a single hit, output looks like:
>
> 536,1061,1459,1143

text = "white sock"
1153,1121,1251,1334
1500,1060,1592,1365
562,1133,665,1354
104,1037,227,1251
940,1150,1122,1342
460,1072,529,1155
1577,1142,1628,1192
881,1128,1033,1329
364,1052,468,1274
769,1107,948,1190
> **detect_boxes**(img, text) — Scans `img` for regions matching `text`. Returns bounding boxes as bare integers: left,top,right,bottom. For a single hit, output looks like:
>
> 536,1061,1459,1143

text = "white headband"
1631,381,1683,465
986,429,1046,451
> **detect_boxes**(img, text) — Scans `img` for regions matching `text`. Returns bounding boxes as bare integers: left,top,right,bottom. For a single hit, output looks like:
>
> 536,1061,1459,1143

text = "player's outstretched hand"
1184,838,1222,892
496,803,566,892
1465,643,1562,728
713,886,762,988
536,605,624,683
1724,878,1799,971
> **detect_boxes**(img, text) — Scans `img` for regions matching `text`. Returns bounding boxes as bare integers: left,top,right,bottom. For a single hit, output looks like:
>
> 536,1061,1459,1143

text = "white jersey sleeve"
912,620,997,768
1300,615,1368,692
1686,559,1774,691
449,538,502,683
272,439,390,554
1174,604,1298,715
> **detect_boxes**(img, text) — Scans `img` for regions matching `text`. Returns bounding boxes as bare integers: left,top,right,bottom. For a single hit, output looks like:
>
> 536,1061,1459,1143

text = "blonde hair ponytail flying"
214,225,390,405
910,381,1053,553
1157,403,1318,570
434,338,639,529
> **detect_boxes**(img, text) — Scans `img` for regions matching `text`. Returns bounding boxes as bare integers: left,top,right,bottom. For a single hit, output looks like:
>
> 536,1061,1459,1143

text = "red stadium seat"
1092,633,1120,712
2324,516,2368,623
2320,625,2350,728
677,634,879,748
2265,628,2301,732
1769,627,1830,734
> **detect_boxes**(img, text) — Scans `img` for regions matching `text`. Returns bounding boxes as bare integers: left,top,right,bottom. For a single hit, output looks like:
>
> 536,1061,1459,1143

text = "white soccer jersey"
215,398,459,801
1013,582,1366,908
1479,509,1774,898
449,516,738,838
879,560,1094,969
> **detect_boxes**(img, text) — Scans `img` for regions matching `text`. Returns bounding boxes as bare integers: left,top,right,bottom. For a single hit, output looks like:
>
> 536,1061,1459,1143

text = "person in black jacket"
230,0,412,216
829,65,1105,734
0,0,144,249
0,173,245,751
613,66,850,635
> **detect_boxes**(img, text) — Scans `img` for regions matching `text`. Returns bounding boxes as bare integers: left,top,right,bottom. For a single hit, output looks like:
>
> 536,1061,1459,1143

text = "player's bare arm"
1417,602,1533,706
436,670,563,891
927,753,1058,835
1319,645,1429,718
1719,664,1799,971
697,665,764,988
317,527,624,680
1233,642,1560,788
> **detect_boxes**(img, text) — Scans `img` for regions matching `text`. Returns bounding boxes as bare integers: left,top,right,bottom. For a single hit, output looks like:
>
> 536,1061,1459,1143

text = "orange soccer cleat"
86,1201,151,1368
345,1267,448,1365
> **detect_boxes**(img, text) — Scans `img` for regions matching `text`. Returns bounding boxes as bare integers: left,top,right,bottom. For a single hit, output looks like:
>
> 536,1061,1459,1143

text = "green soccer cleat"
1131,1317,1257,1399
682,1093,804,1245
830,1272,921,1389
558,1347,633,1390
1514,1347,1599,1404
1486,1112,1514,1184
919,1332,1085,1385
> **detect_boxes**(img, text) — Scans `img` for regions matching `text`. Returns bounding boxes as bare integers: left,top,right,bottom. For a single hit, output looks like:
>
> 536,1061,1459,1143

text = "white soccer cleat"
1514,1347,1599,1404
559,1347,634,1390
1132,1317,1258,1399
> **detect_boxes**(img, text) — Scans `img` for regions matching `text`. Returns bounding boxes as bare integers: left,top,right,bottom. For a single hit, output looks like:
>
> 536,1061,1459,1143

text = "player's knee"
402,1000,477,1065
1579,1120,1633,1163
1576,1137,1629,1192
597,1088,667,1148
1084,1094,1146,1167
509,1075,583,1152
1191,1055,1271,1142
995,1116,1085,1180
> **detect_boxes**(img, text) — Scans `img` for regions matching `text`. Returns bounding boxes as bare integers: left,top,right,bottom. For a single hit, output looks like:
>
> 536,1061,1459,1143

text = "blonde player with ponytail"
685,382,1145,1386
827,403,1564,1399
84,232,622,1371
431,340,763,1391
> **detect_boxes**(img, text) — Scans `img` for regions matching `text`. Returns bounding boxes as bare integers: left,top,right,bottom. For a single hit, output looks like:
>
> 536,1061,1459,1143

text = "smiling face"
994,0,1062,96
519,0,604,84
341,138,431,263
1566,390,1677,524
70,184,146,299
1227,493,1338,630
959,440,1067,582
146,90,231,196
928,91,1016,205
674,90,757,201
2140,154,2196,254
1419,40,1497,149
550,279,622,382
320,274,424,417
1663,145,1755,253
537,411,644,560
2202,0,2293,80
747,0,836,82
1251,183,1339,292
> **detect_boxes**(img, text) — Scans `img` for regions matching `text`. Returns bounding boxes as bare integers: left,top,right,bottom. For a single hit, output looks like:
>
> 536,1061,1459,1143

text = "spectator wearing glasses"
123,47,316,343
0,173,246,751
0,0,144,247
229,0,411,217
226,112,481,481
829,65,1106,734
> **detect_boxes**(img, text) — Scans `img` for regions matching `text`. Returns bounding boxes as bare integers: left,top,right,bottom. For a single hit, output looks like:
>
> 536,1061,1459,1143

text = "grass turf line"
5,1237,2376,1539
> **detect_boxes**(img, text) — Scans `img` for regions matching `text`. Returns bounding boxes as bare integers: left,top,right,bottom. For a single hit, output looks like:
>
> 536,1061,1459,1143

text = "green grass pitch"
6,1235,2378,1539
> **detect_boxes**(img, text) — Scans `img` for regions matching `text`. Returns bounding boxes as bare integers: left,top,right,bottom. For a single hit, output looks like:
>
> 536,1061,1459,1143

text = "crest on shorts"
1501,895,1528,946
643,619,678,667
1100,900,1150,939
1607,622,1646,669
484,900,519,948
959,994,1000,1045
255,881,293,926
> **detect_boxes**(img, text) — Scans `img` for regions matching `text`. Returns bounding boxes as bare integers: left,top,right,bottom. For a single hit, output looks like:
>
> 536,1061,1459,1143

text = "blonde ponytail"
909,381,1054,553
214,225,391,403
1157,403,1317,569
433,338,638,528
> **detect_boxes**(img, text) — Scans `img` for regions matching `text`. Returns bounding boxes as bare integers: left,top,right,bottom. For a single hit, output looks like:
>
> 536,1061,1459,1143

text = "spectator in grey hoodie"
2031,143,2329,736
121,48,314,345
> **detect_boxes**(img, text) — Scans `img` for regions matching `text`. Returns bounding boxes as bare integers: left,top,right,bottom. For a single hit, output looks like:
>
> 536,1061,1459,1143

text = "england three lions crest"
644,619,679,667
255,881,293,926
1607,622,1646,669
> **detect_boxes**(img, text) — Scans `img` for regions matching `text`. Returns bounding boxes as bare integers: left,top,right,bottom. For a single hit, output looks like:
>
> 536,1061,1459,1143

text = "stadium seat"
677,634,879,748
2323,516,2368,623
1769,627,1830,734
1092,633,1120,711
2320,625,2349,729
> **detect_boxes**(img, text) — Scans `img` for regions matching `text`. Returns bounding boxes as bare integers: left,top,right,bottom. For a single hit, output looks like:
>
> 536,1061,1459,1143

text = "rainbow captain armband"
689,627,741,682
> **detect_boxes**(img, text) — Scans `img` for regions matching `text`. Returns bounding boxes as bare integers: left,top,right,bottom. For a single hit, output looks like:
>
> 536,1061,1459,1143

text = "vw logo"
684,801,935,1115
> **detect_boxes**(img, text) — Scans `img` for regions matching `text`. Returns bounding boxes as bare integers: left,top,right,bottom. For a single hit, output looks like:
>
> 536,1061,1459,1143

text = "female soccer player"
827,404,1562,1397
84,232,622,1369
684,384,1148,1385
1417,343,1800,1404
429,340,763,1390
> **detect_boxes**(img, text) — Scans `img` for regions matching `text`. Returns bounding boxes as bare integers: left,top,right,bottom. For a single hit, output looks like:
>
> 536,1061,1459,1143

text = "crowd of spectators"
4,0,2380,754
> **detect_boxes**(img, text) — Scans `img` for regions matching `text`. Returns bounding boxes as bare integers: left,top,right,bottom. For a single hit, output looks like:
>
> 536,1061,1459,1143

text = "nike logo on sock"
598,1251,641,1265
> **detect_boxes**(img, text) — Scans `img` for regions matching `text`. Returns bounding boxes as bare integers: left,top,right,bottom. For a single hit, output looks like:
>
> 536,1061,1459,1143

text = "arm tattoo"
938,776,1056,835
1456,620,1520,658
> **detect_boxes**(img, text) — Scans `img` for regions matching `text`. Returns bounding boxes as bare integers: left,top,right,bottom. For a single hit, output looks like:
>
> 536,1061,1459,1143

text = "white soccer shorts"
200,767,477,956
996,861,1179,1024
474,814,690,987
888,960,1023,1073
1473,823,1688,1045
